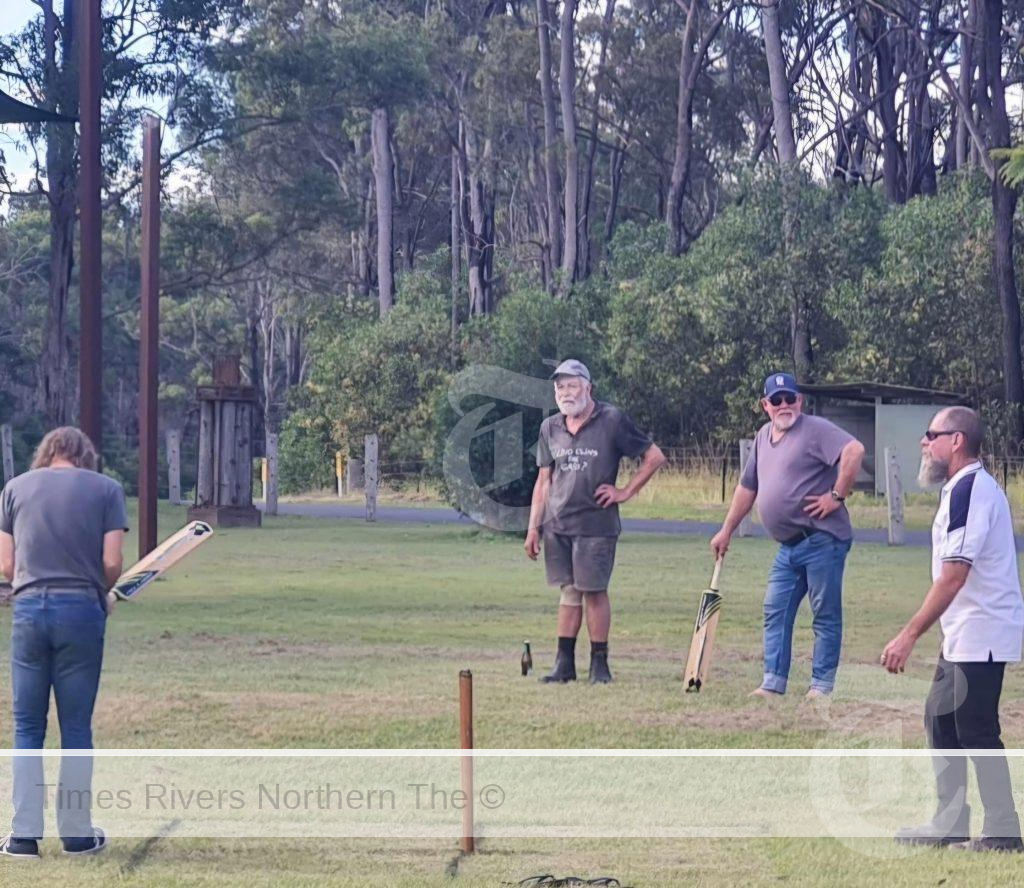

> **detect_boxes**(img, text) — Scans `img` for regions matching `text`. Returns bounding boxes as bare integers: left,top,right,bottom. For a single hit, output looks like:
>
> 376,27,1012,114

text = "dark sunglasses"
924,429,962,441
768,393,797,407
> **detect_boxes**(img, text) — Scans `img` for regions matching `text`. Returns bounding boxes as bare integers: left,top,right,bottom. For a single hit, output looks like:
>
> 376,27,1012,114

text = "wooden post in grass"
1,424,14,484
166,430,182,503
265,432,278,516
885,447,905,546
459,669,475,855
364,434,378,522
737,439,754,537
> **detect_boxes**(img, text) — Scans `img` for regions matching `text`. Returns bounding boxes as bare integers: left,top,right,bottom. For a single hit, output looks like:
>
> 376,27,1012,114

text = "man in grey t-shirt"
524,360,666,684
711,373,865,699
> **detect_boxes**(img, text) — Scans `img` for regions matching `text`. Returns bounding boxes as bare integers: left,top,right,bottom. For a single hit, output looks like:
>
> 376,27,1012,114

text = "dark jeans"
925,654,1021,838
10,588,106,841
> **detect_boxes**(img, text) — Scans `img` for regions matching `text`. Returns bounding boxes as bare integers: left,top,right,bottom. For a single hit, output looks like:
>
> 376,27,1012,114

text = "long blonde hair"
31,426,98,471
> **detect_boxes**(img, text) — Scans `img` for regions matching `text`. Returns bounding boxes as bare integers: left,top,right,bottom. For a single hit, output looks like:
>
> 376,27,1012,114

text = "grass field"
1,502,1022,885
299,465,1024,533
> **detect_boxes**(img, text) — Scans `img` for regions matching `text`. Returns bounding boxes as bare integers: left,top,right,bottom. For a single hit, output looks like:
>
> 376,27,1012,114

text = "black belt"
780,528,823,547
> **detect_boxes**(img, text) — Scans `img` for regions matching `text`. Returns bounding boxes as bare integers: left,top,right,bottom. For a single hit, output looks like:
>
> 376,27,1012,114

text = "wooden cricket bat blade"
683,557,724,693
112,520,213,600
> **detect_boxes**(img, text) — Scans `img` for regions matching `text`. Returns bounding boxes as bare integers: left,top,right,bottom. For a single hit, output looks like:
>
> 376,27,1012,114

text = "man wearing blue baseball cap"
710,372,865,698
524,359,666,684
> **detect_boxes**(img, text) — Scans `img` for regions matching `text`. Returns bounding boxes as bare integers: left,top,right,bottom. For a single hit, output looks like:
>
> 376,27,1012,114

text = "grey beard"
773,415,797,434
917,453,949,488
558,394,591,418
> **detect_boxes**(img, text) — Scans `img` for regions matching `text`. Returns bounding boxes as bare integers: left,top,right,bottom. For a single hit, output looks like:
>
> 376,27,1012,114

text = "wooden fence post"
336,450,345,497
1,424,14,485
364,434,378,522
885,446,905,546
166,429,181,503
737,439,754,538
459,669,475,855
265,432,279,516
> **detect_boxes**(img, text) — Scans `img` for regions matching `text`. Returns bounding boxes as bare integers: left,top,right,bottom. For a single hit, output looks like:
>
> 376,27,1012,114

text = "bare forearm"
528,480,550,532
623,445,667,499
834,443,865,499
904,578,963,640
721,485,757,535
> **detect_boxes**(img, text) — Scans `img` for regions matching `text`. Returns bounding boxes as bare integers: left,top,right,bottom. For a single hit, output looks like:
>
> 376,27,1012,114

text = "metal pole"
78,0,103,455
138,116,161,558
459,669,474,855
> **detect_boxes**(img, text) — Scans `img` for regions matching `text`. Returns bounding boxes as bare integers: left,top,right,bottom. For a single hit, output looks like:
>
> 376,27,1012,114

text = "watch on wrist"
830,489,846,502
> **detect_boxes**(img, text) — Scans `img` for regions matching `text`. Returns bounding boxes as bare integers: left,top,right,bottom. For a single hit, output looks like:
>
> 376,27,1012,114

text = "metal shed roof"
798,381,967,404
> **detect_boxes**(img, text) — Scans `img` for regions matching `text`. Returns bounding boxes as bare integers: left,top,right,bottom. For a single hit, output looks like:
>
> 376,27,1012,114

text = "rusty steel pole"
459,669,475,855
78,0,103,455
138,116,161,558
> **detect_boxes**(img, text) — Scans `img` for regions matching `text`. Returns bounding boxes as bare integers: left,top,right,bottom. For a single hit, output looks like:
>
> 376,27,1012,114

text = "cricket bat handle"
709,555,724,591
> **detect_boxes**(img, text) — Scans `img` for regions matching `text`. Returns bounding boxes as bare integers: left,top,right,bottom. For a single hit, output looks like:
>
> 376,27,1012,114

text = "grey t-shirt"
739,414,855,542
0,467,129,594
537,400,653,537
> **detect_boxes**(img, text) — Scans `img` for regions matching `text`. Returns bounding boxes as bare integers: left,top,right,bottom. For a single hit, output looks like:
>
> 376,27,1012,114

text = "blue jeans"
761,533,851,695
10,588,106,841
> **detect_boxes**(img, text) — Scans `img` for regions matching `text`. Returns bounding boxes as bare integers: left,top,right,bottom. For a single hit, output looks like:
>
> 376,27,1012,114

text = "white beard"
917,452,949,488
557,392,591,418
772,412,798,434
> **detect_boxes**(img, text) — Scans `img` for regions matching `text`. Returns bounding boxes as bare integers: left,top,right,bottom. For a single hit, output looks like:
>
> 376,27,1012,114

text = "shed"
799,381,968,494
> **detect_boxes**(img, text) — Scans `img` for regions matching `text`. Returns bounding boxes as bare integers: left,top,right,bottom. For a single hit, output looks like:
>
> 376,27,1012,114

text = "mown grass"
288,465,1024,533
1,502,1021,885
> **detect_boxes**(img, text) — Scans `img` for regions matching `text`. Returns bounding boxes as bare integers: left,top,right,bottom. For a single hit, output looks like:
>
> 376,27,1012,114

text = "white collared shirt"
932,461,1023,662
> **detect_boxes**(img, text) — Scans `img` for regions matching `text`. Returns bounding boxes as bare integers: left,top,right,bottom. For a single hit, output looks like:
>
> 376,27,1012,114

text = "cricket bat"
683,556,724,693
111,520,213,601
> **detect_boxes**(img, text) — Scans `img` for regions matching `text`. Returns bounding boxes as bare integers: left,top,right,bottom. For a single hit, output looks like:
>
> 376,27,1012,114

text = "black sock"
591,641,608,656
557,636,577,658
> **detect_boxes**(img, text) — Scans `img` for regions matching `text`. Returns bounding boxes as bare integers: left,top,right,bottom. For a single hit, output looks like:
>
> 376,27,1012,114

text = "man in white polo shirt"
881,406,1023,852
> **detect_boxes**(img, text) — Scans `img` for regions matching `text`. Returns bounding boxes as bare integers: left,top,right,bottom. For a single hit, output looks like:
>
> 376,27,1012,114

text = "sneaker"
62,826,107,856
949,836,1024,853
0,834,40,859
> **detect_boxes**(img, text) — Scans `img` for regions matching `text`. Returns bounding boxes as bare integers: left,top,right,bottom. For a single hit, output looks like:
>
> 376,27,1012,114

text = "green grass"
1,502,1021,884
293,466,1024,533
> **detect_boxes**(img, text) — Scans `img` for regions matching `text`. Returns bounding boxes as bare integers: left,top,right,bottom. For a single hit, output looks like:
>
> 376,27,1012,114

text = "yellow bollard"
261,457,268,499
335,451,345,497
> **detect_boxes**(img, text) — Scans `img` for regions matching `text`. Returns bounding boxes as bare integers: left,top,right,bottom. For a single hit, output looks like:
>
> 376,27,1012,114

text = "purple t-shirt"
739,414,855,542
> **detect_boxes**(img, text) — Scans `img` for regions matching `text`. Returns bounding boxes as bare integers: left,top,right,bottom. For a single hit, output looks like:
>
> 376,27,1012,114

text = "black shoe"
0,833,40,859
894,814,970,847
540,651,576,683
589,650,613,684
62,826,107,856
950,835,1024,853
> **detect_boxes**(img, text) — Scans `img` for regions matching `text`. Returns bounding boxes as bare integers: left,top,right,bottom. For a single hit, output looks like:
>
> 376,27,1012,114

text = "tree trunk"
450,144,460,364
39,0,78,425
371,107,394,316
665,0,699,255
956,0,977,169
579,0,616,280
604,141,625,243
558,0,579,294
761,0,797,165
983,0,1024,446
535,0,561,287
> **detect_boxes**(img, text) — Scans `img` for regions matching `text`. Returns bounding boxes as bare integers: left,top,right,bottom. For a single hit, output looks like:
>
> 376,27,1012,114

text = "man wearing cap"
883,406,1023,852
710,372,865,698
524,359,666,684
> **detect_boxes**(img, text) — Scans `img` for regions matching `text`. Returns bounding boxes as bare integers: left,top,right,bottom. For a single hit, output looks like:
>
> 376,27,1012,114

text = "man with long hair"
0,427,127,859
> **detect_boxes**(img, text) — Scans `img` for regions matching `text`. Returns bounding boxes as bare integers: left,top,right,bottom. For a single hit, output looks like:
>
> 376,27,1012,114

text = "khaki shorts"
543,532,618,593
